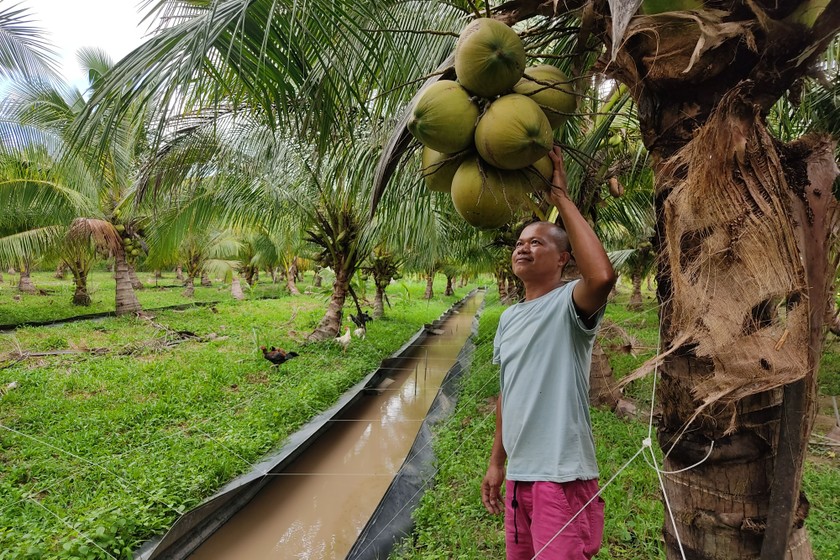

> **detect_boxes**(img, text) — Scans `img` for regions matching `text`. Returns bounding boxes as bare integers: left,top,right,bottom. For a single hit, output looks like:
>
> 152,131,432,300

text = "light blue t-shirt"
492,280,602,483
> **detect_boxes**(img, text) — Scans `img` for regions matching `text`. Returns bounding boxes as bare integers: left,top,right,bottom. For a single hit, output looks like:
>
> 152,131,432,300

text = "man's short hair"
544,222,571,254
520,220,571,254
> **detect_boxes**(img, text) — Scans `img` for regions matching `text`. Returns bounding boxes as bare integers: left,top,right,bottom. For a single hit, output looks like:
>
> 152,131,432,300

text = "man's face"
512,223,568,280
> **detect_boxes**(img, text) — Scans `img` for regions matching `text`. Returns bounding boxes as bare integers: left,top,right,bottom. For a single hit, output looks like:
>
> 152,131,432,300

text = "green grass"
0,269,286,326
819,337,840,396
2,275,837,559
0,274,476,558
390,280,840,560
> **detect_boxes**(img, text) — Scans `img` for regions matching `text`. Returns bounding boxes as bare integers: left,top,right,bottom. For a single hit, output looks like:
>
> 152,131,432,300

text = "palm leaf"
0,3,60,81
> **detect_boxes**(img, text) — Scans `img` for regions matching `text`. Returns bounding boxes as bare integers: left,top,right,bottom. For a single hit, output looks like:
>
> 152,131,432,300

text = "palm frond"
0,224,64,266
0,3,60,81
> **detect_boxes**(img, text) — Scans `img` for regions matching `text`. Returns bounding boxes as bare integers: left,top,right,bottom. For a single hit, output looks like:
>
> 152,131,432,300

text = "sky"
21,0,153,90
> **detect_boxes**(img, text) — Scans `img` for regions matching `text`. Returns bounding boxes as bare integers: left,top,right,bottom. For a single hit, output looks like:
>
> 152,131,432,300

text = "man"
481,145,616,559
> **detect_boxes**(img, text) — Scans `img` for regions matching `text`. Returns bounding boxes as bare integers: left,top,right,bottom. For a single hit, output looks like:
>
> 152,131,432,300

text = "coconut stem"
523,195,547,221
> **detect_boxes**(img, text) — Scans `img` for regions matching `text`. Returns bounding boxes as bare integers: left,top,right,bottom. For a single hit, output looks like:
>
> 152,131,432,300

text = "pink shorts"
505,479,605,560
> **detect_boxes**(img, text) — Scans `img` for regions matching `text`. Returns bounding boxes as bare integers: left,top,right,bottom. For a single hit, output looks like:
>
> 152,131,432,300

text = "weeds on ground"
391,282,840,560
0,270,283,326
0,276,473,558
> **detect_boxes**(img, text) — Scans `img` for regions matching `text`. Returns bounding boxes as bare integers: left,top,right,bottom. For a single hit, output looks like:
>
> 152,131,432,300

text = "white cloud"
21,0,152,89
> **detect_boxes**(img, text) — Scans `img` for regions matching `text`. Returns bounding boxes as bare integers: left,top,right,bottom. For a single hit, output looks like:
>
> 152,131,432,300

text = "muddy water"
189,293,483,560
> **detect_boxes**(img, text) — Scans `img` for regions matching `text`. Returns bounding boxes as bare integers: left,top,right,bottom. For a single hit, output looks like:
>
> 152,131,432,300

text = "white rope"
643,439,715,475
0,423,185,516
642,322,688,560
530,444,646,559
24,495,119,559
0,324,489,525
531,313,717,559
350,345,501,558
645,440,688,560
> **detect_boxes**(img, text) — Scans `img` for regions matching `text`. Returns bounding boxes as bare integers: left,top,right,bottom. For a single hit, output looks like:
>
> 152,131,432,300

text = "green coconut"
420,147,467,193
407,80,479,154
785,0,830,27
450,157,528,229
475,94,553,170
518,154,554,192
513,65,577,129
454,18,526,98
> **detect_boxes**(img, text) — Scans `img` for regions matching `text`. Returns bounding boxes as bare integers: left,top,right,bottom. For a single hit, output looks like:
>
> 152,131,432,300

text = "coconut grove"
1,2,839,559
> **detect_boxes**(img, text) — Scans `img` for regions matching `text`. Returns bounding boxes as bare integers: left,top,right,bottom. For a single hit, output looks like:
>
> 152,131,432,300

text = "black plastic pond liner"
0,296,282,332
345,298,482,560
134,290,481,560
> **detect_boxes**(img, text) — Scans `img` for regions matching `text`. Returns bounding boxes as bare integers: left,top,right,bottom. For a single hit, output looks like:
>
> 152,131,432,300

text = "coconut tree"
376,6,840,558
303,179,371,341
62,218,123,305
0,121,96,294
77,1,840,557
0,48,154,315
362,247,402,318
165,229,239,297
587,6,840,558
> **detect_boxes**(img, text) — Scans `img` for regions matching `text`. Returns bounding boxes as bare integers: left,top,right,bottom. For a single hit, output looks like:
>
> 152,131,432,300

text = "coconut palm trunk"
183,276,195,297
70,265,90,306
243,266,257,286
646,101,839,559
17,261,36,294
128,265,144,290
231,275,245,300
505,276,518,302
597,6,840,557
589,341,618,409
423,272,434,299
628,270,643,310
373,284,386,318
286,257,301,295
307,262,350,341
495,272,507,300
114,251,141,315
444,274,454,296
313,267,322,287
200,271,212,286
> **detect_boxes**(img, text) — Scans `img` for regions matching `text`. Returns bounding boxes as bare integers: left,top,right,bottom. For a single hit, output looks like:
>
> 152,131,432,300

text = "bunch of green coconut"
114,222,143,263
408,18,576,230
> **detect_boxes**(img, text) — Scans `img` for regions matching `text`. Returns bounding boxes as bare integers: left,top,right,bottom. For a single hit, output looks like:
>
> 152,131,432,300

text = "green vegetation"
391,283,840,559
1,272,838,559
0,275,475,558
0,270,260,326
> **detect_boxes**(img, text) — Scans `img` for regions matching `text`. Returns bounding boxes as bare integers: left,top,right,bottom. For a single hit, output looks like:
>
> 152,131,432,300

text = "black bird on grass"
261,346,299,366
350,311,372,329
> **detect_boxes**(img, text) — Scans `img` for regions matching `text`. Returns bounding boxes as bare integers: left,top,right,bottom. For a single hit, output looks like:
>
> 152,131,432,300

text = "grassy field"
1,272,837,558
0,270,477,558
0,268,284,327
390,283,840,560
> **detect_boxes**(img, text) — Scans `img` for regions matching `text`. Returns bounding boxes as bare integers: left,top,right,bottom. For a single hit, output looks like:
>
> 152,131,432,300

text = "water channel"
188,292,483,559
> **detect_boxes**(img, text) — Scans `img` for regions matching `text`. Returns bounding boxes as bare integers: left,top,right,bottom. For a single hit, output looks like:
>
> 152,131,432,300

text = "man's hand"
547,145,570,202
481,464,505,515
